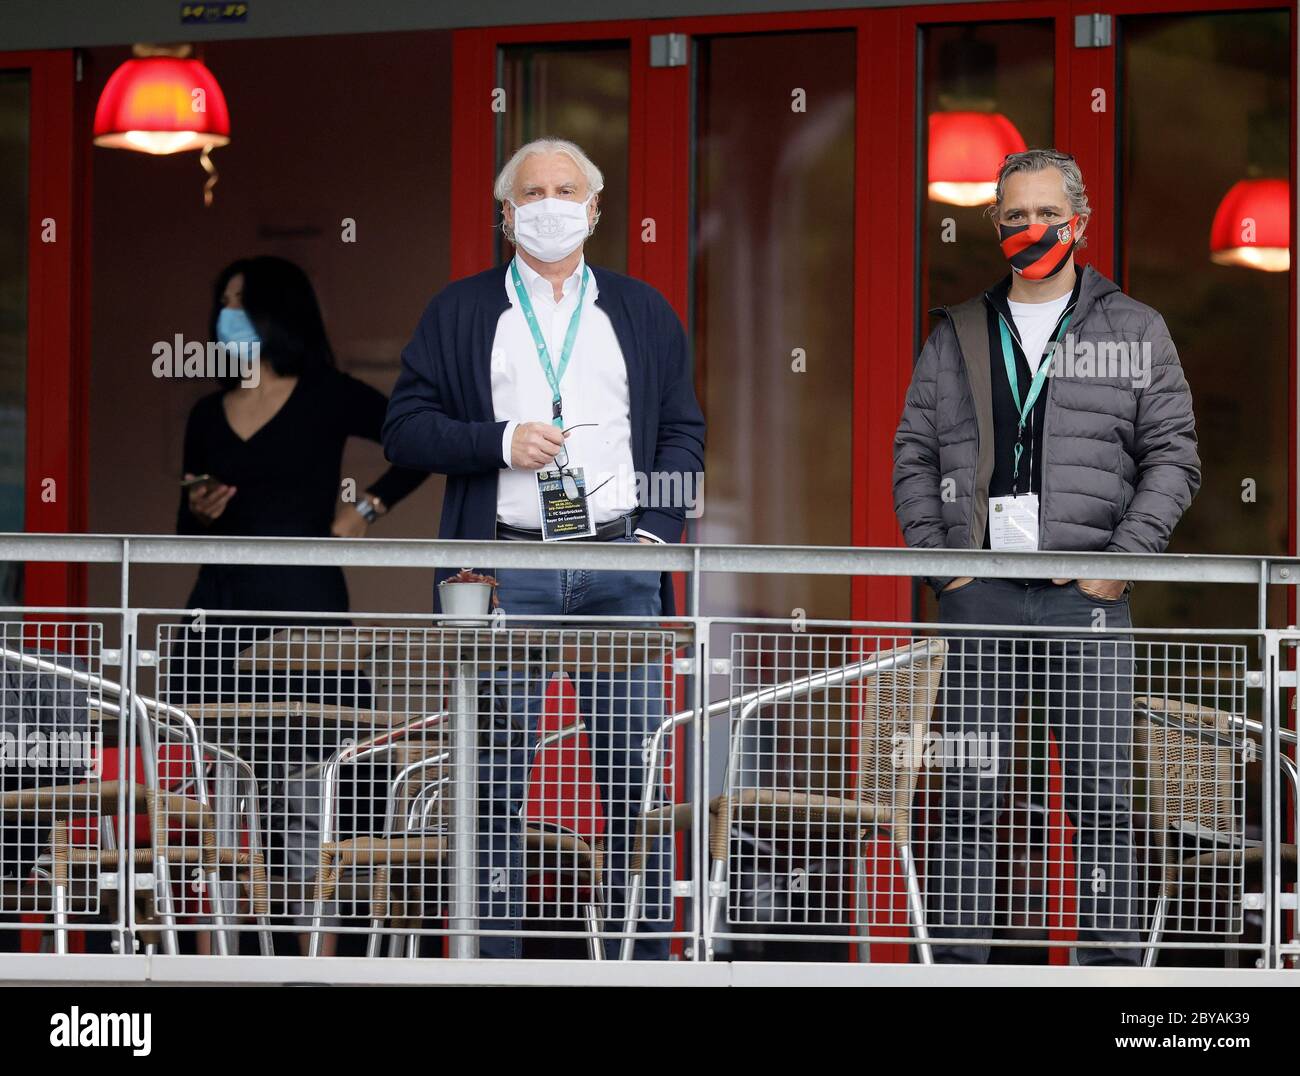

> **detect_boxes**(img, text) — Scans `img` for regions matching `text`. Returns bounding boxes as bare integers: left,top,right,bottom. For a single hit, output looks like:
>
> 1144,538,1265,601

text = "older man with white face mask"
384,139,704,959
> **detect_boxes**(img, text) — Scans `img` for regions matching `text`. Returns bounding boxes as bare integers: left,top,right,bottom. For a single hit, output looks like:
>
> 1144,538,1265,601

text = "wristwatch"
355,495,384,523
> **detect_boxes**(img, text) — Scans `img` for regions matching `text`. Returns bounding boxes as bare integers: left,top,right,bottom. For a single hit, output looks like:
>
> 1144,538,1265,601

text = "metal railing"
0,533,1296,981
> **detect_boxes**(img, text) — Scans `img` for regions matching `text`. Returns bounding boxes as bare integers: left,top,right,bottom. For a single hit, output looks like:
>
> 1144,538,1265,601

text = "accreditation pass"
535,468,596,541
988,493,1040,551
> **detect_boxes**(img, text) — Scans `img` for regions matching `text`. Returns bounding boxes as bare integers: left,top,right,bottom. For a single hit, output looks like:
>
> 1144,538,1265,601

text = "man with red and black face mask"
894,149,1200,965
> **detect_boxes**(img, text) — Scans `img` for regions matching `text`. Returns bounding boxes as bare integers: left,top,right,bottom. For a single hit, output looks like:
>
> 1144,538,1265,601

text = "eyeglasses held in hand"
552,424,612,502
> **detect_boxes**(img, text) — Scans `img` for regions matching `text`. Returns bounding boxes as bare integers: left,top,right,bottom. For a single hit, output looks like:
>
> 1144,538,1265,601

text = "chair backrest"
721,636,947,842
1134,695,1239,847
856,638,948,845
523,673,604,843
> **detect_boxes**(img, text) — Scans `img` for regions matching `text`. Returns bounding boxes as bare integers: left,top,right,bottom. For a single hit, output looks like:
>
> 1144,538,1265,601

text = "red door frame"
0,49,88,608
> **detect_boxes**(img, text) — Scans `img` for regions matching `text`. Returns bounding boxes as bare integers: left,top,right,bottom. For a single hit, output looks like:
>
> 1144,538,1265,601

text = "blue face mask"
216,307,260,346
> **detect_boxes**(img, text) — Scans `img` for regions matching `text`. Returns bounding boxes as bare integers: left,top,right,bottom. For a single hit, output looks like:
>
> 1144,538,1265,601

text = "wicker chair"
621,638,947,961
2,779,269,952
1136,696,1299,967
310,718,609,958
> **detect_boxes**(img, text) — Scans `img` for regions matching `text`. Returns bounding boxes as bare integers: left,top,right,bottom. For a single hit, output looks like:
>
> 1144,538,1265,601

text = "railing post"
1262,627,1280,969
449,658,479,960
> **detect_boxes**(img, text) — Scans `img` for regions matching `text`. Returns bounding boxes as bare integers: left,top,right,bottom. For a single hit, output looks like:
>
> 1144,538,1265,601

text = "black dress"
178,366,425,613
170,367,427,704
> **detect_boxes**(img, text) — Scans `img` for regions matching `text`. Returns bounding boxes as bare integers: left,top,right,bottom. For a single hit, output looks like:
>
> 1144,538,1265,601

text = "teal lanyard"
510,257,590,427
997,311,1072,482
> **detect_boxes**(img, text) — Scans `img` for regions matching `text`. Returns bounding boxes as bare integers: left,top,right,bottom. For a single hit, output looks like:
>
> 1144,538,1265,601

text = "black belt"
496,512,639,543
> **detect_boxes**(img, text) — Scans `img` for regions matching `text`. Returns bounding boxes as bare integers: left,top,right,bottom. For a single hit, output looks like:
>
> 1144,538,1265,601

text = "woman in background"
171,255,427,953
178,254,424,622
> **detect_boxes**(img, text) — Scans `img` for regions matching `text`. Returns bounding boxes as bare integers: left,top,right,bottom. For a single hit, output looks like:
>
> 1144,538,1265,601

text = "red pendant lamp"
93,44,230,205
928,111,1027,207
1209,178,1290,272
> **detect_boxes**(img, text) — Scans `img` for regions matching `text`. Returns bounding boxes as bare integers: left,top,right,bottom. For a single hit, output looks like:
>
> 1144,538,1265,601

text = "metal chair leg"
49,822,71,954
854,853,872,964
256,916,274,956
619,873,644,961
1144,893,1168,968
705,857,726,961
52,886,70,954
585,903,605,960
899,843,934,965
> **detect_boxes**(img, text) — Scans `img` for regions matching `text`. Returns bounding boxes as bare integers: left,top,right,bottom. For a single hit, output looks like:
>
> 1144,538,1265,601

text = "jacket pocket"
1113,442,1127,521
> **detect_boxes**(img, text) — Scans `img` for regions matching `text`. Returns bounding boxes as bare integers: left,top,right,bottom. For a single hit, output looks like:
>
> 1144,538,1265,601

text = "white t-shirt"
1008,292,1070,374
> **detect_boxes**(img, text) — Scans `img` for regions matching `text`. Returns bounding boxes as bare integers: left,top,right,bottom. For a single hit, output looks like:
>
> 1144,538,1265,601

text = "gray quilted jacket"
893,265,1200,594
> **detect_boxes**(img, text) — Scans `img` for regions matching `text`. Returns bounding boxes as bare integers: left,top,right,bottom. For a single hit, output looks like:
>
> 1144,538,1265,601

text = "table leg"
449,660,479,960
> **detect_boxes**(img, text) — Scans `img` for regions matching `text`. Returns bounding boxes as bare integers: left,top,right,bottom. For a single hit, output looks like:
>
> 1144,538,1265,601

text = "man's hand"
943,577,975,592
511,421,565,469
1053,577,1128,601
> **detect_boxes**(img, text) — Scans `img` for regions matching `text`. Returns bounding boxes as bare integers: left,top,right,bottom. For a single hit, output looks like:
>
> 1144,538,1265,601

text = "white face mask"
508,194,594,263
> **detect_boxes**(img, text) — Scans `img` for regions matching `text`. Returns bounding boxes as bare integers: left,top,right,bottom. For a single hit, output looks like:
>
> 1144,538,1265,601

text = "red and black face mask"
998,214,1081,279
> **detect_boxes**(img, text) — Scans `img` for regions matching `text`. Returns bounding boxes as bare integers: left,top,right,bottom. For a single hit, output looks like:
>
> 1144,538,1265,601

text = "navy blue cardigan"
382,262,705,615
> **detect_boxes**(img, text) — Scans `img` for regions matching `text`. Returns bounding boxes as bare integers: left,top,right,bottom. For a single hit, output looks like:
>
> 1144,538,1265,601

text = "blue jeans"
475,541,673,959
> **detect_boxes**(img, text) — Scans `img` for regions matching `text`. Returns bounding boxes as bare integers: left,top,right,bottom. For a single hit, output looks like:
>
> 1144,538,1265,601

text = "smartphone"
180,474,219,490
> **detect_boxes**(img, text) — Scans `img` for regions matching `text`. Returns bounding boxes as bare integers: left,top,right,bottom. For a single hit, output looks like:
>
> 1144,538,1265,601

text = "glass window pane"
694,30,856,619
920,22,1055,324
916,21,1053,622
0,71,28,604
1120,11,1292,628
497,43,629,271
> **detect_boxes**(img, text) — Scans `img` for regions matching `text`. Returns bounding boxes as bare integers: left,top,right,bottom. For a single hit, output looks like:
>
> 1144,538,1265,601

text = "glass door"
461,21,864,621
692,29,858,621
1117,8,1293,631
495,41,631,272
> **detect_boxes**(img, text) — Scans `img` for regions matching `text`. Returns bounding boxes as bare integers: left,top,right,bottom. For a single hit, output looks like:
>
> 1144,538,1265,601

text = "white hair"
494,138,603,242
494,137,604,201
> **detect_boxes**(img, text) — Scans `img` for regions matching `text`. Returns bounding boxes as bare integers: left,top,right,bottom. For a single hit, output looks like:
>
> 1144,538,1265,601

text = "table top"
235,625,693,674
177,700,430,730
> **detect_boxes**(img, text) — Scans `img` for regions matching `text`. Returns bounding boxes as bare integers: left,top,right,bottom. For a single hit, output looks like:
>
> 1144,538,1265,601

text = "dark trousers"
929,578,1141,966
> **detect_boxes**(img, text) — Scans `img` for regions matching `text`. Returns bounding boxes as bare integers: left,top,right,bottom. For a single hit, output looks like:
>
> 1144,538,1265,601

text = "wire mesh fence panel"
155,621,446,933
467,626,679,958
720,633,946,938
0,621,103,918
722,631,1250,954
153,620,679,952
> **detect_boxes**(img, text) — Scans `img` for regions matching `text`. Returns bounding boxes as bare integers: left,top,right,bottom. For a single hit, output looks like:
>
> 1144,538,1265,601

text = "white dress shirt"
493,255,656,537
